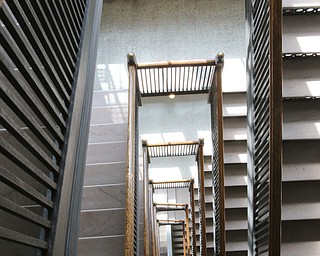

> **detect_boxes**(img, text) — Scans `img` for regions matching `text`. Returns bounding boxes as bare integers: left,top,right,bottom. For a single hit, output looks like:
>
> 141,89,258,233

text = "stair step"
283,57,320,98
84,162,126,186
224,140,247,164
225,163,247,187
226,230,248,252
86,141,127,164
282,181,320,220
225,186,248,209
226,208,248,231
88,122,128,143
283,14,320,53
90,105,128,125
282,219,320,256
283,140,320,182
78,208,125,237
81,184,126,210
77,235,125,256
222,92,247,117
283,100,320,140
223,116,247,141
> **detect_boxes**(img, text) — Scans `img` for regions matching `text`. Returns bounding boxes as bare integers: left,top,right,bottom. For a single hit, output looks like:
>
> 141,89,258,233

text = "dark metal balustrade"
246,0,283,255
0,0,102,255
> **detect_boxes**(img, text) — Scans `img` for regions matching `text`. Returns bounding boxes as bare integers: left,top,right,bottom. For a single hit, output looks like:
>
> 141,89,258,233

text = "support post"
216,53,226,256
190,179,197,256
269,0,283,254
185,205,191,256
197,138,207,256
125,52,138,256
142,140,150,255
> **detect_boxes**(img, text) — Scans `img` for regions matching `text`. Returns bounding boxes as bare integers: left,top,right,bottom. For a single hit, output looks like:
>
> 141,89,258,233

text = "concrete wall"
94,0,246,91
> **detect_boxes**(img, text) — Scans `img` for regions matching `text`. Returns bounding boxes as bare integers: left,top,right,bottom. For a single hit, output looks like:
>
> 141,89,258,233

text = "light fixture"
169,93,175,99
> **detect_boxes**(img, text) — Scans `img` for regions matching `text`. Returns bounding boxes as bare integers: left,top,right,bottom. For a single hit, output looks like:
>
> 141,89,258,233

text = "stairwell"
223,92,248,256
171,224,186,255
75,2,319,256
281,1,320,254
77,88,128,255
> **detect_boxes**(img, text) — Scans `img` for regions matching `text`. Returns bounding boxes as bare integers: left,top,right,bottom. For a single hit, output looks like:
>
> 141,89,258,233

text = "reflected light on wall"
290,2,320,7
222,58,246,92
141,133,164,143
315,123,320,136
238,153,247,163
96,63,127,90
168,199,177,204
157,213,168,220
162,132,185,142
197,131,212,155
225,106,247,116
153,193,168,204
150,167,182,181
296,36,320,52
96,64,106,69
243,175,248,185
234,133,247,140
189,166,199,188
306,81,320,96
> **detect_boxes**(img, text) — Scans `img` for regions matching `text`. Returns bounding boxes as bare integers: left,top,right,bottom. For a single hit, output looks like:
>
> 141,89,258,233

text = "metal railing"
0,0,102,255
246,0,283,255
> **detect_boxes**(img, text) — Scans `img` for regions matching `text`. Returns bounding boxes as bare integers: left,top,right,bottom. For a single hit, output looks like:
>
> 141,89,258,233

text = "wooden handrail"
137,59,216,69
125,52,138,256
146,140,200,147
151,179,192,184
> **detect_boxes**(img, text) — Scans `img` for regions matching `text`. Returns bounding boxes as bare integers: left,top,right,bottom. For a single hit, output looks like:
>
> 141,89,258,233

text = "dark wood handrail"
125,52,138,256
137,59,216,69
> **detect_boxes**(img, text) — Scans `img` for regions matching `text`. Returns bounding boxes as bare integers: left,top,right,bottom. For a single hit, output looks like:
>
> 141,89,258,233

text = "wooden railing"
208,52,226,256
0,1,102,255
156,203,191,255
150,179,199,255
126,54,226,255
124,53,141,256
